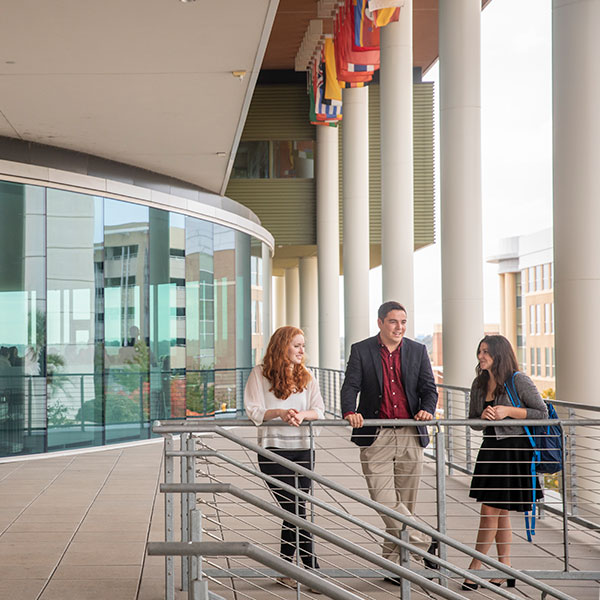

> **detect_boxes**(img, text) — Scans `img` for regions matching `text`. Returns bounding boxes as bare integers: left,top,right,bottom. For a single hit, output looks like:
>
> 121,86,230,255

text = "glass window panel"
251,240,265,363
231,141,269,179
529,305,535,335
104,199,150,443
528,268,535,292
185,218,215,417
545,347,550,377
148,208,177,423
536,348,541,376
46,190,104,450
543,264,550,290
0,182,46,456
272,140,314,178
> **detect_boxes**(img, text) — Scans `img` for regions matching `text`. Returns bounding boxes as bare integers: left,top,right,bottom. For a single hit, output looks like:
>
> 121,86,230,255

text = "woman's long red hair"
262,326,311,399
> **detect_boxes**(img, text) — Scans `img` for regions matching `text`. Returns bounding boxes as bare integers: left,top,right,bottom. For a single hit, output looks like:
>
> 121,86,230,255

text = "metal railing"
0,367,253,456
151,415,600,599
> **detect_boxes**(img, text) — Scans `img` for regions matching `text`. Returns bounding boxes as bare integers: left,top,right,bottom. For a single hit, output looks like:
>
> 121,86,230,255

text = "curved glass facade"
0,181,269,456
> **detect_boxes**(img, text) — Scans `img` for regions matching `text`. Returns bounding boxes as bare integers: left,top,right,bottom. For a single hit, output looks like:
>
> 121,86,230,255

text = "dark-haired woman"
244,326,324,590
462,335,548,590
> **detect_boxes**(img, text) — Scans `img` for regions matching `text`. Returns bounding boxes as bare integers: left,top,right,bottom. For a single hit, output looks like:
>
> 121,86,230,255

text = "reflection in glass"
251,239,264,365
104,199,150,442
0,182,45,455
185,218,214,416
46,190,103,449
231,141,269,179
0,180,266,456
272,140,314,178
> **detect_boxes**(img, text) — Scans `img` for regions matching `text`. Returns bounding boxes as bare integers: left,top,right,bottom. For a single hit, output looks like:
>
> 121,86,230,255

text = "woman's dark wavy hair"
262,326,311,400
474,334,519,398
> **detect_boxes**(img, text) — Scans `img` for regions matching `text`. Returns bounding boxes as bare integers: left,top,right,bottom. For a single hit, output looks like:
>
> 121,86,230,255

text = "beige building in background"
489,228,555,394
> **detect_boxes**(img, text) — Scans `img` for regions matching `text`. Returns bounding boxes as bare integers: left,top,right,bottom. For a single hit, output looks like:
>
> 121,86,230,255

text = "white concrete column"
273,275,286,331
504,272,517,351
316,125,341,369
342,86,370,360
284,266,300,328
553,0,600,511
380,0,414,336
439,0,484,387
299,256,319,366
553,0,600,403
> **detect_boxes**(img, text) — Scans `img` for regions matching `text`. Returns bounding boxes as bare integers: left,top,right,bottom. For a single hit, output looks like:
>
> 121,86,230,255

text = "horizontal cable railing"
152,416,600,599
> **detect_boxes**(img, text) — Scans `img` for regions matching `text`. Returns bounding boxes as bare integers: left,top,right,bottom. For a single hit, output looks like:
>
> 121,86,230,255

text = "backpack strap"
503,372,539,542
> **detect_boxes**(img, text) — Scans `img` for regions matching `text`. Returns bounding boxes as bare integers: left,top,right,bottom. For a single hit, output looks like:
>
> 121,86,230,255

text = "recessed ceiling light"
216,152,226,158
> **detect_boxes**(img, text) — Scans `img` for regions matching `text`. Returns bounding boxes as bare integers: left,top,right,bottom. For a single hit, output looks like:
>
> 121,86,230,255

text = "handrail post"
435,424,448,585
187,434,196,587
399,527,411,599
445,390,454,476
566,406,578,515
309,422,315,525
189,509,209,600
294,470,301,600
28,375,33,433
80,375,85,432
560,425,570,571
465,389,473,472
180,432,190,591
164,434,175,600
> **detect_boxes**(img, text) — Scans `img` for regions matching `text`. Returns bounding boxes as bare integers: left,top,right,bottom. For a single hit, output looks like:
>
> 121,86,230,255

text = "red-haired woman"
244,326,325,588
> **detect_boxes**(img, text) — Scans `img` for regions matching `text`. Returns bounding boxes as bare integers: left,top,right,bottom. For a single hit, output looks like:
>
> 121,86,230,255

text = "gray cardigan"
468,371,548,439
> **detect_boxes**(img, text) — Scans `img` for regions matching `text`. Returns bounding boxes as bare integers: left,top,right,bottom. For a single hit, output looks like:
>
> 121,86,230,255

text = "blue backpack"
504,372,564,541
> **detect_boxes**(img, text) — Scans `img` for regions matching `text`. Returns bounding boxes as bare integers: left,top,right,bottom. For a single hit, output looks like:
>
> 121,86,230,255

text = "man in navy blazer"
341,301,438,570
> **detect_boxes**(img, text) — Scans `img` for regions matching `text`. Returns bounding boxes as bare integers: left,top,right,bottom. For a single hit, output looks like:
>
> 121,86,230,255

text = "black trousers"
258,448,319,569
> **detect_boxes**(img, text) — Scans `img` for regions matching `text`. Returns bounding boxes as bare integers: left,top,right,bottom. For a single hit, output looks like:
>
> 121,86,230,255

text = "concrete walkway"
1,429,599,600
0,440,164,600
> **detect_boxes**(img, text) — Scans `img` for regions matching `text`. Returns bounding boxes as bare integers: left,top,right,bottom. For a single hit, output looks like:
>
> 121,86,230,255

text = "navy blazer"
340,335,438,447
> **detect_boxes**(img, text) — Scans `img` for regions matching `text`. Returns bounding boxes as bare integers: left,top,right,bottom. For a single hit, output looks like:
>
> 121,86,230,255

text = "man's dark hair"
378,301,407,321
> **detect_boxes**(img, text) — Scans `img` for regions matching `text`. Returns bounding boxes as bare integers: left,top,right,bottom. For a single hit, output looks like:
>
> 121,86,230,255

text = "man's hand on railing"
344,412,364,428
414,410,434,421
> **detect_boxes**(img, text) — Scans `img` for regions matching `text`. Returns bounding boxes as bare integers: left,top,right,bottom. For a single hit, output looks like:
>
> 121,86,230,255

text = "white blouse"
244,365,325,449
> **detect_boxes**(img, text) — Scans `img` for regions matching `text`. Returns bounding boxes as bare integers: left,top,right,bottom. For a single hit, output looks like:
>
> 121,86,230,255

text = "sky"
366,0,553,337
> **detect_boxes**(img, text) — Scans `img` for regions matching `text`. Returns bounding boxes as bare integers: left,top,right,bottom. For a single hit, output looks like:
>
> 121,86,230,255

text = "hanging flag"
353,0,380,51
334,0,379,83
324,38,342,102
310,53,342,125
367,0,404,11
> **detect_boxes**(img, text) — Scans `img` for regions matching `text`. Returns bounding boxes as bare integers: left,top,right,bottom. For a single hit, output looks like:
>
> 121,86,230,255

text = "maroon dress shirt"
378,337,411,419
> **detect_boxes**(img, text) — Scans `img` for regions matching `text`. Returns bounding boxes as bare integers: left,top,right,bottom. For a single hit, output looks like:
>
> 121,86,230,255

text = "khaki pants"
360,426,429,562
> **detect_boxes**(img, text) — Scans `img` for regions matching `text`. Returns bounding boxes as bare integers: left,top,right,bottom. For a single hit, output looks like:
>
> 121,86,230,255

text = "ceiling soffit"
0,0,277,195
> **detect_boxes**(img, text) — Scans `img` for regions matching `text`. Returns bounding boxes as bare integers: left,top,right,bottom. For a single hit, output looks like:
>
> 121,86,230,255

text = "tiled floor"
0,440,164,600
1,430,599,600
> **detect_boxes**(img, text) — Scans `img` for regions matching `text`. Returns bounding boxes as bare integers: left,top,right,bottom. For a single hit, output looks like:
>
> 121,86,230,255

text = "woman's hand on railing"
281,408,302,427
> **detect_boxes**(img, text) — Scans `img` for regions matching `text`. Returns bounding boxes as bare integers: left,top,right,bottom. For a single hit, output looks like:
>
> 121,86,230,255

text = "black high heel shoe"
490,578,516,588
461,581,479,591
